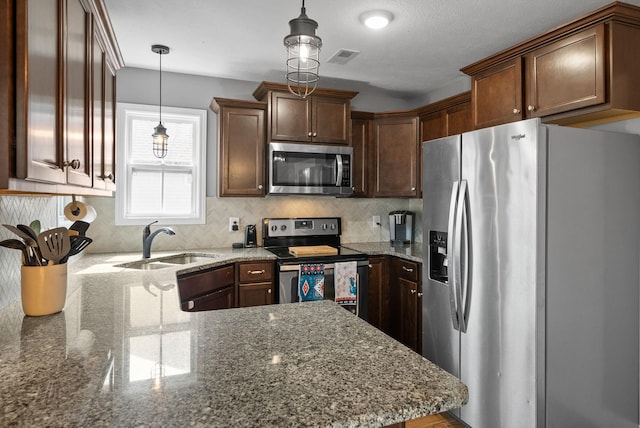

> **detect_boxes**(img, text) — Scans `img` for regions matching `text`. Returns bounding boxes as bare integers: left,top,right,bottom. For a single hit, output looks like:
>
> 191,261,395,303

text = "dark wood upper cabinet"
5,0,122,195
211,98,267,197
463,2,640,128
371,114,419,198
526,24,605,118
253,82,357,145
350,111,373,197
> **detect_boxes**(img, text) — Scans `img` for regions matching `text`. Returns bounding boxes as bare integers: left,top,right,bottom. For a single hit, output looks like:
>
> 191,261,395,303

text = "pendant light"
284,0,322,98
151,44,169,158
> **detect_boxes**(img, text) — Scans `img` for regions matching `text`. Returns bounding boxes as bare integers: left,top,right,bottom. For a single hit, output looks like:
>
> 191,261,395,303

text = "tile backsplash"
86,196,423,254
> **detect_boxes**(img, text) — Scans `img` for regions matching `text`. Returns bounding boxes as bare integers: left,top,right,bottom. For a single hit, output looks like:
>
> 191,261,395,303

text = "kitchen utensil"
17,224,44,266
63,195,97,223
69,220,90,236
37,227,71,265
59,236,92,263
0,238,30,265
29,220,41,235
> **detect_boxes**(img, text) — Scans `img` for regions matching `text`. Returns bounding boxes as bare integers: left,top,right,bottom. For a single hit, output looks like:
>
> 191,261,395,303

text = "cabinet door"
91,28,104,189
420,111,446,143
238,282,274,307
219,105,266,196
446,102,473,135
350,117,370,197
472,57,524,129
399,277,419,352
372,116,418,197
366,256,387,331
312,96,350,144
526,24,605,118
15,0,66,183
64,0,92,187
182,286,234,312
177,264,235,306
238,261,274,283
270,92,311,142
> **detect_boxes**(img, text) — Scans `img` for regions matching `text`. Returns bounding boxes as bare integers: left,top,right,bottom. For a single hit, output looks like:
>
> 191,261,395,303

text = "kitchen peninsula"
0,249,467,427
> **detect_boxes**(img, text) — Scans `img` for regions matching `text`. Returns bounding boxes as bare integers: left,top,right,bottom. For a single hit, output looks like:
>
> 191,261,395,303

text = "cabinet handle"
188,300,195,310
312,132,317,137
106,173,114,181
513,108,521,114
258,184,263,190
268,289,272,294
402,266,414,272
411,187,416,191
248,269,266,275
64,159,81,170
527,105,536,112
308,132,313,137
410,289,417,294
417,292,423,297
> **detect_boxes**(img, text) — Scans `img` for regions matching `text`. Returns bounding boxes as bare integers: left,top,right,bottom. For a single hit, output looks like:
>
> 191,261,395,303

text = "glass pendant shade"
284,1,322,98
152,122,169,159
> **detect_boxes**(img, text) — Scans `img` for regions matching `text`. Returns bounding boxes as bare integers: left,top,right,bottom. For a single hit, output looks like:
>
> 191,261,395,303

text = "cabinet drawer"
177,264,234,301
396,260,419,282
238,261,274,283
181,285,234,312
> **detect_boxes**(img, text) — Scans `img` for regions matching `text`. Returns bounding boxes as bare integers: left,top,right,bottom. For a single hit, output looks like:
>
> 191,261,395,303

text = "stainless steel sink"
116,253,220,270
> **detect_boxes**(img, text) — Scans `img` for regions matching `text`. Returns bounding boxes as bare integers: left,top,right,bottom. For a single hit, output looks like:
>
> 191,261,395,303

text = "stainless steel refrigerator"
422,118,640,428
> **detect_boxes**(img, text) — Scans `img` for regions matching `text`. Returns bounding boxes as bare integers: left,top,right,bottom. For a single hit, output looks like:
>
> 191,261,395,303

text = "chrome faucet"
142,221,176,258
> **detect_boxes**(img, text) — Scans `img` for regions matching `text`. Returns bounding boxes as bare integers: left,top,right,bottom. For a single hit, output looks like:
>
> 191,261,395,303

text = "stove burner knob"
330,224,336,230
271,225,278,232
280,225,287,231
322,224,328,230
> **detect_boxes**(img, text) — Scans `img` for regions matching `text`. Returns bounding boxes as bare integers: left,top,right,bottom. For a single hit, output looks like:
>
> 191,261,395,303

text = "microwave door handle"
335,155,343,186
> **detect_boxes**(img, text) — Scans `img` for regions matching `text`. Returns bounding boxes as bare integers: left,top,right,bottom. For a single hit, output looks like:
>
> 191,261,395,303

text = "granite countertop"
343,242,423,263
0,246,465,427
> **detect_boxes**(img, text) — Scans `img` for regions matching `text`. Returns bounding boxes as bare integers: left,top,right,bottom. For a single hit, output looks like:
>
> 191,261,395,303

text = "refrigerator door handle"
447,181,461,331
458,179,471,333
454,179,467,333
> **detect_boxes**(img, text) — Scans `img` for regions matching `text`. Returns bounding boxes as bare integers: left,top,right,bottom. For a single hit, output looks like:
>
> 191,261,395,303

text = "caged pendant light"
284,0,322,98
151,44,170,158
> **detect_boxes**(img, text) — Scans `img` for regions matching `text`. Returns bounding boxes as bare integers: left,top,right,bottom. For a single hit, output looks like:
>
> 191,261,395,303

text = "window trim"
115,102,207,226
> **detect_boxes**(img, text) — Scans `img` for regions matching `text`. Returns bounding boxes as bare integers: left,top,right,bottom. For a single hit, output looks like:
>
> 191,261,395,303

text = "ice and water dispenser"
429,231,448,283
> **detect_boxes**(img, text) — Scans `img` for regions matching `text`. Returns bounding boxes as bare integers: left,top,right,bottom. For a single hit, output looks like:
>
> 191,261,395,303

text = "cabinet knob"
248,269,266,275
106,173,114,181
64,159,81,170
410,289,417,294
268,289,272,294
411,187,416,191
417,292,423,297
258,184,263,190
402,266,414,273
312,132,317,137
513,108,521,114
527,105,536,112
308,132,313,137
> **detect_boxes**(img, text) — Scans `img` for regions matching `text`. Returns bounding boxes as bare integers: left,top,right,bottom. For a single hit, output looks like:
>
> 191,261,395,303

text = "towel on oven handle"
334,261,357,305
299,263,325,301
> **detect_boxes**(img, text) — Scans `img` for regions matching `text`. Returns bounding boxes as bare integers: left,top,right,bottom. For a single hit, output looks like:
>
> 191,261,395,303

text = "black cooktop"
265,245,368,264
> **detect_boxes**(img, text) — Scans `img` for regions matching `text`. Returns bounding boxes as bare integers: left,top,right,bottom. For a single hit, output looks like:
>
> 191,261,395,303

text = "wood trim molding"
86,0,124,69
461,1,640,75
0,0,14,188
210,97,267,113
413,91,471,116
252,81,359,101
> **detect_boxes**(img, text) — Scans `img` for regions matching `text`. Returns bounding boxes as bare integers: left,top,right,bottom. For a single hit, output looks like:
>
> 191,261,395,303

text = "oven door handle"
279,263,339,272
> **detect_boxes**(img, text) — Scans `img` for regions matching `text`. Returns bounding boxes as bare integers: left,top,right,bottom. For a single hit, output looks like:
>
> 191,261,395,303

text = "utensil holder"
20,263,67,316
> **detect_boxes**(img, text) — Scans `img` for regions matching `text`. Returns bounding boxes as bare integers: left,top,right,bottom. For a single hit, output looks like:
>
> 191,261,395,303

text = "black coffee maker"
389,210,415,246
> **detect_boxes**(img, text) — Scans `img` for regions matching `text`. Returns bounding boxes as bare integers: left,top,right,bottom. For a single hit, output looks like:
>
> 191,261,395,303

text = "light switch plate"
372,215,381,227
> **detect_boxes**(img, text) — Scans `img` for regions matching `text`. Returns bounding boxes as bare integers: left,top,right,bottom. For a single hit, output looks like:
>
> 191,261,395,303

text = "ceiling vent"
327,49,360,65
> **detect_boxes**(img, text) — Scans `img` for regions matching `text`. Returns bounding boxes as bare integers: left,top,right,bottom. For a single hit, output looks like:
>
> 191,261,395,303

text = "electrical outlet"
229,217,239,232
372,215,381,227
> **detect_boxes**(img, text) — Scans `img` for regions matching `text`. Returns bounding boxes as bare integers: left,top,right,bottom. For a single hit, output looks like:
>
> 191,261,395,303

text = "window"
115,103,206,225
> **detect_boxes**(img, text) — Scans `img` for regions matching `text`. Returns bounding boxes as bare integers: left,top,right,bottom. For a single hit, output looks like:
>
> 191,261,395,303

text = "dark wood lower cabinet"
238,282,273,307
366,256,388,332
386,412,464,428
177,264,235,311
389,257,422,353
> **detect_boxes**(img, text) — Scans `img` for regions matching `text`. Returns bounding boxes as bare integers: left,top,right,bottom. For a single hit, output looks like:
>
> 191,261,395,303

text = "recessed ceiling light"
360,10,394,30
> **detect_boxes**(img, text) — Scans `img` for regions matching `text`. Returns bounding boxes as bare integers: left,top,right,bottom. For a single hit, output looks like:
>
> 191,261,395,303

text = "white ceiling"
103,0,640,100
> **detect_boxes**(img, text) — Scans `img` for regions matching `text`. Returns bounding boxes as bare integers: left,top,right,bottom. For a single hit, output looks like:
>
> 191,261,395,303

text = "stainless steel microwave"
268,142,353,196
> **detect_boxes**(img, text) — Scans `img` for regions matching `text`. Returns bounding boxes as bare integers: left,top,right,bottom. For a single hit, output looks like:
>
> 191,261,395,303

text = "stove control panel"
263,217,341,238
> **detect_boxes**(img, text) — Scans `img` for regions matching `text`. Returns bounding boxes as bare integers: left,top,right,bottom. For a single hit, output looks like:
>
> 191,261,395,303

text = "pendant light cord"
159,51,162,124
